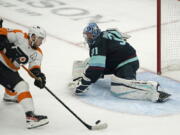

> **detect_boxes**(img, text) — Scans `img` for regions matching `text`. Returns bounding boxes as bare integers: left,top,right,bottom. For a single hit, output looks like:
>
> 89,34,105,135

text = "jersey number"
107,31,126,45
91,47,98,56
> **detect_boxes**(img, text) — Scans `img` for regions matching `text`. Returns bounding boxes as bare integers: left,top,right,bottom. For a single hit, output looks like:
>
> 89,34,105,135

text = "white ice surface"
0,0,180,135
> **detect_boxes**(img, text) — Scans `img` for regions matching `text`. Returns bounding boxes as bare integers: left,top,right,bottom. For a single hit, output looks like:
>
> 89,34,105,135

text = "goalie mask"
83,23,101,47
28,25,46,49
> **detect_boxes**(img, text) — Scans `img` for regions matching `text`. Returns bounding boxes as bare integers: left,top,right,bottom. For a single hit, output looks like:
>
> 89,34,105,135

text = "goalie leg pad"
72,58,90,80
110,75,160,102
68,58,90,89
72,60,85,80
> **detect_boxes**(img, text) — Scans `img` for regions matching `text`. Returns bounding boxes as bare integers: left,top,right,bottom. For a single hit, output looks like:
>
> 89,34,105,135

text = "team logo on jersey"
19,57,26,63
18,56,28,64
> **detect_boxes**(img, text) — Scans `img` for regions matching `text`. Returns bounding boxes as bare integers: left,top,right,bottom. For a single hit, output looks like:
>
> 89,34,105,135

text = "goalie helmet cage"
157,0,180,74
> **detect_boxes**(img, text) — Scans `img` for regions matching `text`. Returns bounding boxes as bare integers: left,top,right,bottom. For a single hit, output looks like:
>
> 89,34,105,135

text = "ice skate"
26,111,49,129
75,87,89,95
156,91,171,103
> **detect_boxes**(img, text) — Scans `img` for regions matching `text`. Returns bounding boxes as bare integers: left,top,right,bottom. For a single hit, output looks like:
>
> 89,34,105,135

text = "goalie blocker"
69,59,171,102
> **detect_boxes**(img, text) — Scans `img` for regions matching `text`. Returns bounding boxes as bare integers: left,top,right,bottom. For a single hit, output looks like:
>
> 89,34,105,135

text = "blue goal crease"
78,72,180,116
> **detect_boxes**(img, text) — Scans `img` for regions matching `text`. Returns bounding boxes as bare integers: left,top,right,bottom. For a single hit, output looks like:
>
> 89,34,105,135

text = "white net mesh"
161,0,180,73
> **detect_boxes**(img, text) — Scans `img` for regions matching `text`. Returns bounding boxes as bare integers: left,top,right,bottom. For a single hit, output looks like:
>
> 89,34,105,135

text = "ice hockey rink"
0,0,180,135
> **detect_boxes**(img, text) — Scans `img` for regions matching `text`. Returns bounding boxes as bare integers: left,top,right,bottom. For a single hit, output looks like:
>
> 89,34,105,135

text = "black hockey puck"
95,120,101,125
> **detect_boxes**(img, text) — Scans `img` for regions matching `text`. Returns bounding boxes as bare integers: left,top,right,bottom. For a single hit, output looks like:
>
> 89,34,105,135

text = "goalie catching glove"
30,68,46,89
73,74,91,95
68,58,92,95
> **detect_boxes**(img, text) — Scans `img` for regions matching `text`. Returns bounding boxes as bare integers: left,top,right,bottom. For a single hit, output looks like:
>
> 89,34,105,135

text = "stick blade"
91,123,108,130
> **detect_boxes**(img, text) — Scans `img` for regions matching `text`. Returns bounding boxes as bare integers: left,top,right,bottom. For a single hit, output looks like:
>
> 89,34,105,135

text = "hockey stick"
22,65,108,130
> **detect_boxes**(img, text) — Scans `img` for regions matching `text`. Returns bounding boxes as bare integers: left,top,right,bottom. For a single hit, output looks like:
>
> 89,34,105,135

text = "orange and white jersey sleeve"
0,28,28,71
7,31,19,43
28,48,43,71
6,29,26,44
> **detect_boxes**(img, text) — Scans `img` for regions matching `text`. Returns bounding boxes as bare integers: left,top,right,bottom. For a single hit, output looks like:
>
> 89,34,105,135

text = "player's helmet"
83,22,101,46
28,25,46,48
28,25,46,39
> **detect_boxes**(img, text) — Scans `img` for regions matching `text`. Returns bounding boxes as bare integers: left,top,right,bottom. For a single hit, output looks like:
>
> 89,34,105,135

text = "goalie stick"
22,65,108,130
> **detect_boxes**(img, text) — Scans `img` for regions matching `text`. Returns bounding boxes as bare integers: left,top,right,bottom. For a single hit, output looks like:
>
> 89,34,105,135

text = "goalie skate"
26,111,49,129
75,87,89,95
157,91,171,103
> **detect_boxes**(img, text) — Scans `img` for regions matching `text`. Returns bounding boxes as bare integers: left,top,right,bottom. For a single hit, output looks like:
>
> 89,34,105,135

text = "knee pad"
111,75,132,94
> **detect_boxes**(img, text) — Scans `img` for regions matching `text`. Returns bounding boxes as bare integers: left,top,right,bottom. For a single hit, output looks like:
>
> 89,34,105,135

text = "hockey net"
157,0,180,74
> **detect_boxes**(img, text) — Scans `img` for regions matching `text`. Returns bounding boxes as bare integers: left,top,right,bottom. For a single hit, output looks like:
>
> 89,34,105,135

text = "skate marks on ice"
78,72,180,116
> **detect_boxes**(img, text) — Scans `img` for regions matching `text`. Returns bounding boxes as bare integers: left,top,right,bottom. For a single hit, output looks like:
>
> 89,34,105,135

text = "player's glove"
31,68,46,89
34,73,46,89
74,74,91,95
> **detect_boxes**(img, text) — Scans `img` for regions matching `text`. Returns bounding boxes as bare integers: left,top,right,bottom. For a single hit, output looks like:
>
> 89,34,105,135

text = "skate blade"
157,94,171,103
27,119,49,129
3,98,18,103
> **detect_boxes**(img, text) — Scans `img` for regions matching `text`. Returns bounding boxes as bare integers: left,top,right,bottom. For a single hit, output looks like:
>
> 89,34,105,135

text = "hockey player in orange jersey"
0,19,48,129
